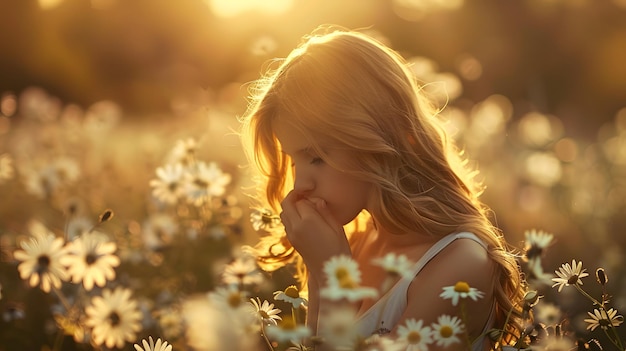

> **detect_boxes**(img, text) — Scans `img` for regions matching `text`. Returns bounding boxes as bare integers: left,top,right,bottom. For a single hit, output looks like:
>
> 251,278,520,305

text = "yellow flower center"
260,310,270,319
440,325,453,338
335,267,349,281
227,292,242,308
454,281,470,293
407,331,421,344
339,276,357,289
285,285,300,298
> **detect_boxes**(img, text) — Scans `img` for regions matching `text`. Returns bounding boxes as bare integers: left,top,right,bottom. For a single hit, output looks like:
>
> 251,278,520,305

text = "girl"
240,26,526,350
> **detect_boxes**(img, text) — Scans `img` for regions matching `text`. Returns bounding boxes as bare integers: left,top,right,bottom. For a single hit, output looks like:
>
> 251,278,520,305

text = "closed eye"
310,157,324,165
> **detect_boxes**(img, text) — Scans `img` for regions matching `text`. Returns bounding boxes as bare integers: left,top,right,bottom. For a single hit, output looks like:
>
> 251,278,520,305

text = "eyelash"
291,157,324,167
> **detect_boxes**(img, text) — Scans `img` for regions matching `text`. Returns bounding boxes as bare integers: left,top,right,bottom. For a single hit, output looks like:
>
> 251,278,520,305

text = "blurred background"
1,0,626,350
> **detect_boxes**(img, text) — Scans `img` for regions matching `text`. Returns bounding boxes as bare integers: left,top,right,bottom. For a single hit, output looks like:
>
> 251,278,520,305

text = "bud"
595,268,608,286
99,209,114,223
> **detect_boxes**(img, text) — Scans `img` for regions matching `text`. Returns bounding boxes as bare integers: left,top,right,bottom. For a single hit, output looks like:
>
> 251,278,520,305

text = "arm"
398,238,496,351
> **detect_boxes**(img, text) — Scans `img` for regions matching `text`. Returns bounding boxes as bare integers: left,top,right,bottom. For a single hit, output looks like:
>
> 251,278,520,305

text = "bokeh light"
207,0,294,17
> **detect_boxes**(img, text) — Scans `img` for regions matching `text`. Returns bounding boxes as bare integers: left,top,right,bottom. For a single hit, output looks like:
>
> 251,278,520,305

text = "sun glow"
207,0,294,18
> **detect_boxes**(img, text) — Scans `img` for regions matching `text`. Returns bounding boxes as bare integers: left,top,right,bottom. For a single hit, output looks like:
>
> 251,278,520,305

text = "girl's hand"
280,190,351,281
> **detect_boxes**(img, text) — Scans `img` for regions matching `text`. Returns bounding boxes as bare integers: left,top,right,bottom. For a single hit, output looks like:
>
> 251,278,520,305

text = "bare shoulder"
399,237,496,337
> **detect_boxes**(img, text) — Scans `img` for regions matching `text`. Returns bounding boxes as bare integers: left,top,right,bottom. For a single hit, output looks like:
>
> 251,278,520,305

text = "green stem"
51,285,72,311
260,323,275,351
497,304,515,349
459,301,473,350
574,285,624,350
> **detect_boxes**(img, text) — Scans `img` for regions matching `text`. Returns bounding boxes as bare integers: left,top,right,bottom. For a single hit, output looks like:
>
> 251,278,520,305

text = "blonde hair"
240,26,526,344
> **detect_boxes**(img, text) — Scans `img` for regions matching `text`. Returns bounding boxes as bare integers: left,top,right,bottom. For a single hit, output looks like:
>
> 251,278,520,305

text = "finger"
307,198,343,233
280,190,301,222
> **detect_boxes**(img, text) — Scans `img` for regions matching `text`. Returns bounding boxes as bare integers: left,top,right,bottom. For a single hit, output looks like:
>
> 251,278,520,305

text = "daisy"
440,281,485,306
21,164,61,199
265,315,311,343
371,253,414,282
396,318,433,351
141,213,179,250
551,259,589,292
149,163,186,205
323,255,362,287
85,287,143,349
167,137,198,165
250,208,282,232
430,315,464,348
52,156,81,184
183,161,231,205
533,302,562,326
221,255,264,286
523,229,553,263
318,306,359,349
584,308,624,331
208,284,249,309
183,295,257,351
60,231,120,290
249,297,282,326
526,258,554,287
155,306,184,341
134,336,172,351
321,255,378,302
13,227,68,293
53,306,87,343
273,285,308,309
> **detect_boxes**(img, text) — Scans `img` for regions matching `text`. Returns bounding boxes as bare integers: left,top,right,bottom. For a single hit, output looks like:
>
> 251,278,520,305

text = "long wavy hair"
240,26,526,344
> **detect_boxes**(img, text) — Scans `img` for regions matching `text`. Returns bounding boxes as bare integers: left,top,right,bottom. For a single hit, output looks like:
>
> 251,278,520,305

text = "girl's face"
274,122,372,226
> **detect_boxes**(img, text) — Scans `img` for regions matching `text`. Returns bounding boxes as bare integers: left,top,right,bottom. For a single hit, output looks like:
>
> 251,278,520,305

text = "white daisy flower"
249,297,282,326
13,223,68,293
134,336,172,351
324,255,362,286
167,138,198,165
183,295,257,351
551,259,589,292
52,156,81,184
318,306,359,349
273,285,308,309
141,213,179,250
265,316,311,343
184,161,231,205
430,315,463,348
321,255,378,302
21,164,62,199
208,285,249,309
250,208,282,232
584,308,624,331
221,255,264,286
149,163,186,205
534,302,563,326
523,229,553,262
396,318,433,351
60,231,120,290
85,287,143,349
440,281,485,306
371,253,414,279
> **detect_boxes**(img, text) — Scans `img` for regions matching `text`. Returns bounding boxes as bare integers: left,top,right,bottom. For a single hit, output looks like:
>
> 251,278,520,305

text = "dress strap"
408,232,486,277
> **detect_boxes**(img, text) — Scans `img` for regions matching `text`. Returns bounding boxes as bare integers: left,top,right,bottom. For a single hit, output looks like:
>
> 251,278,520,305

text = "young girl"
240,26,526,350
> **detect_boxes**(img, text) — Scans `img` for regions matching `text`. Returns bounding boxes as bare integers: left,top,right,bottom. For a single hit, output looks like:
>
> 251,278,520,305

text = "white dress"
353,232,494,351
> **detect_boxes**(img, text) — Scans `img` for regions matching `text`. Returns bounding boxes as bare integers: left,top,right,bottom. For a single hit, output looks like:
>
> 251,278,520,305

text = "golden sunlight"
38,0,64,10
207,0,294,17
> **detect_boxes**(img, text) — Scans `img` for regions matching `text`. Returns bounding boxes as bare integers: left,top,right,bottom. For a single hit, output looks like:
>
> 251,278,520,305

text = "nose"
293,167,315,194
